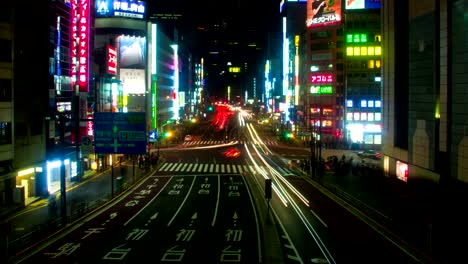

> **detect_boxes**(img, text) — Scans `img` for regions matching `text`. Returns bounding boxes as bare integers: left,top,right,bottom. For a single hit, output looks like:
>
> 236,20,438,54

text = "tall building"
382,0,468,185
343,2,382,148
0,0,193,210
305,0,345,146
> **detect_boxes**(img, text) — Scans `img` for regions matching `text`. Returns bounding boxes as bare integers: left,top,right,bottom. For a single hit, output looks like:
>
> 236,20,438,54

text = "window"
360,113,367,121
368,100,374,107
0,39,12,62
346,113,353,120
368,113,374,121
368,60,375,69
337,52,343,59
375,100,382,107
354,113,360,121
336,41,343,48
361,60,367,69
375,46,382,55
375,60,381,68
354,47,360,56
360,47,367,56
361,100,367,107
346,100,353,107
375,112,382,121
310,42,330,51
0,122,12,145
0,79,12,101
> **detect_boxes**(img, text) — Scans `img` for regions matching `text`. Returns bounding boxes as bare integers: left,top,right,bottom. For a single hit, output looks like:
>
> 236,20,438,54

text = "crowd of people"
138,153,159,169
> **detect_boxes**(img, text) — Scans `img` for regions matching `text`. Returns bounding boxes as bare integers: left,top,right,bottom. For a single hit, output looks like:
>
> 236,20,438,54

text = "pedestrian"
138,155,143,168
48,194,57,216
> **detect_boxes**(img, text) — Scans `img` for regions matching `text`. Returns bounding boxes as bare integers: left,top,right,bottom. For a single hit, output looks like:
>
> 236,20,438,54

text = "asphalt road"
17,172,261,263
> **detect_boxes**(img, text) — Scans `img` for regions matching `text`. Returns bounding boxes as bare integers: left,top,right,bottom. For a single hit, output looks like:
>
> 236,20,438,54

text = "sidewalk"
0,167,103,223
258,129,466,263
0,159,152,261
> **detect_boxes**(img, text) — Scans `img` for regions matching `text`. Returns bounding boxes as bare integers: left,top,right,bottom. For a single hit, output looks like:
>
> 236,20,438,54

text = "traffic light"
164,131,173,138
285,132,294,139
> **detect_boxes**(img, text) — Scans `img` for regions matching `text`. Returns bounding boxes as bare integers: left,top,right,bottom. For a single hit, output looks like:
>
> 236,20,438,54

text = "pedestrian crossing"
157,162,295,176
181,140,279,146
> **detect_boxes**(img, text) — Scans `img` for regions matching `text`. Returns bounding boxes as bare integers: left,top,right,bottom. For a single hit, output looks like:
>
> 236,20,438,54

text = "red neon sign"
71,0,89,92
310,74,333,83
107,45,117,75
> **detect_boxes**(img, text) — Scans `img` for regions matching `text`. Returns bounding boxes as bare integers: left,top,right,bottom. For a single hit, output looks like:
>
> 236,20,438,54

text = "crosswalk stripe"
160,163,169,171
182,140,279,146
156,162,299,175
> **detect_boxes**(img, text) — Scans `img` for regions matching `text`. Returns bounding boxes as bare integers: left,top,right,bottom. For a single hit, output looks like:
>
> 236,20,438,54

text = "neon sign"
310,85,333,94
71,0,89,92
107,45,117,75
310,74,333,83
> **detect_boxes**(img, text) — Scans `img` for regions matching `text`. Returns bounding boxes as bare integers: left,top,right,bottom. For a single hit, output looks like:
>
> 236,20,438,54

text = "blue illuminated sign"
94,112,147,154
96,0,146,19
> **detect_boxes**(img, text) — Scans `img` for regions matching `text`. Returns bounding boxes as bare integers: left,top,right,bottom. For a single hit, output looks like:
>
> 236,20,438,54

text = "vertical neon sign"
71,0,89,92
171,44,179,120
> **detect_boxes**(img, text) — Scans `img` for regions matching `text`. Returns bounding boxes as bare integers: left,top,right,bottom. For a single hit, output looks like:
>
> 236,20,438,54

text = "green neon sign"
310,85,333,94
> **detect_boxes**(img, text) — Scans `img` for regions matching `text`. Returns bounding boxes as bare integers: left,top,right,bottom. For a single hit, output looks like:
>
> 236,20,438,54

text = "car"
356,150,382,160
184,135,193,141
224,148,241,158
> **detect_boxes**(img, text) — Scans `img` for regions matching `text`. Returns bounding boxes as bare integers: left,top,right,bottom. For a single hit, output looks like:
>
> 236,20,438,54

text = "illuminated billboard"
96,0,146,19
120,69,145,94
306,0,342,28
118,35,146,69
345,0,381,10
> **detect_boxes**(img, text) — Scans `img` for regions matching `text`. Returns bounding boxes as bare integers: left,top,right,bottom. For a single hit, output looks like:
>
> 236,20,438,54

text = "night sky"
147,0,282,98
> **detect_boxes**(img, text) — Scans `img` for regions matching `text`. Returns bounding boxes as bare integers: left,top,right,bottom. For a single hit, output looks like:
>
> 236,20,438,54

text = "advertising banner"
306,0,342,28
118,36,146,69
